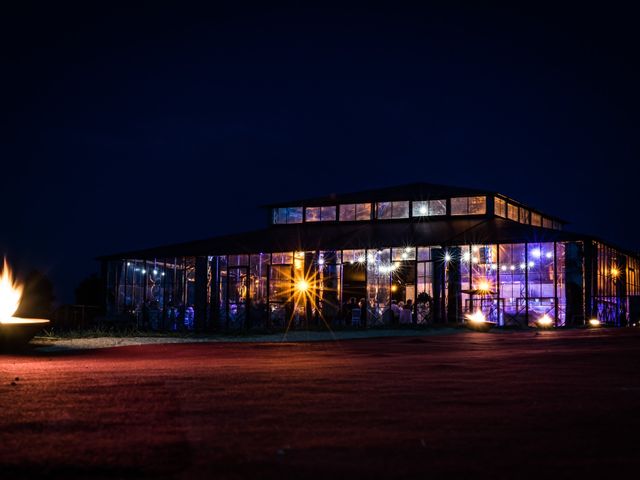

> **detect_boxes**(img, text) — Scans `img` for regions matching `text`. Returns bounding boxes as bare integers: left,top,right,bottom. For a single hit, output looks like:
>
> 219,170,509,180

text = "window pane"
228,254,249,266
305,207,321,222
274,208,287,224
377,202,392,219
355,203,371,220
499,243,527,326
413,201,429,216
495,197,506,217
543,218,553,229
450,197,467,215
392,201,409,218
468,196,486,214
392,247,416,261
339,204,356,221
417,247,431,261
321,206,337,221
414,200,446,217
531,212,542,226
343,249,366,263
287,207,303,223
272,252,293,264
519,208,530,224
269,265,291,303
507,203,519,221
429,199,447,215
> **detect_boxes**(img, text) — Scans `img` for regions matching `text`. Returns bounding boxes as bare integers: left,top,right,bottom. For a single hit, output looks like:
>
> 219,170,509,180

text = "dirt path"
1,329,639,479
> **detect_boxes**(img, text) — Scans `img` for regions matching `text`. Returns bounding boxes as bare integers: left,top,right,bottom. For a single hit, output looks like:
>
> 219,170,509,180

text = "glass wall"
498,244,527,326
451,196,486,215
526,243,557,325
249,253,269,328
377,201,410,219
271,198,563,229
339,203,372,221
273,207,303,224
412,200,446,217
531,212,542,226
105,240,635,331
494,197,506,218
108,257,196,331
416,247,434,323
460,245,499,323
305,206,337,222
367,248,392,325
594,242,623,325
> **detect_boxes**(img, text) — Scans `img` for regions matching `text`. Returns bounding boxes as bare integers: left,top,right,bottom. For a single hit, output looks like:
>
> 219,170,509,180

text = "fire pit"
0,259,50,351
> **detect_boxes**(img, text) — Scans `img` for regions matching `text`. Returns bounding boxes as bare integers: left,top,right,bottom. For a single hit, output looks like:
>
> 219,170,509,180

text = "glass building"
99,183,640,331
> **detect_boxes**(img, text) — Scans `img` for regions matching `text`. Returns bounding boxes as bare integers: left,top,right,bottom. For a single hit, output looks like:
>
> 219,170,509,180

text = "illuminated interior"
101,184,639,330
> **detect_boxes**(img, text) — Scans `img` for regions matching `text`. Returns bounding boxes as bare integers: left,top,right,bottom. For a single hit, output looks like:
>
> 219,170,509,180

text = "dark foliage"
14,270,55,318
75,273,103,306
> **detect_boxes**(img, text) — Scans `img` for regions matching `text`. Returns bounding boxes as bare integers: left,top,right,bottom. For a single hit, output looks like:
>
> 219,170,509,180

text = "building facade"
100,184,640,331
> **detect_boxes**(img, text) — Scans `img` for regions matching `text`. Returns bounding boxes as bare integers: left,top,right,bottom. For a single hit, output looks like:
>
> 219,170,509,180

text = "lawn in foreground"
1,329,639,479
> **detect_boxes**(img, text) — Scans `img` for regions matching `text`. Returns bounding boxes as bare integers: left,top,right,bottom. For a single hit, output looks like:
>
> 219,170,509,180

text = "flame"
0,258,23,322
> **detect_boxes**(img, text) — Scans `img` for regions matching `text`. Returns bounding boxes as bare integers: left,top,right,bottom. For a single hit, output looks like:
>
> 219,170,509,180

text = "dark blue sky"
1,2,638,303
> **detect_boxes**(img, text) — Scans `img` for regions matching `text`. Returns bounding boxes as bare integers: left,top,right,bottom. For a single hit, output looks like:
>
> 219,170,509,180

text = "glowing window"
305,206,337,222
342,249,366,263
377,201,410,219
417,247,432,261
271,252,293,264
392,247,416,261
451,196,486,215
412,200,447,217
531,212,542,226
494,197,506,218
273,207,303,224
339,203,372,221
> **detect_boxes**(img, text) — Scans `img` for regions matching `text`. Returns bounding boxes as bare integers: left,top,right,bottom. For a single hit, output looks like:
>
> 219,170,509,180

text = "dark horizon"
2,2,638,304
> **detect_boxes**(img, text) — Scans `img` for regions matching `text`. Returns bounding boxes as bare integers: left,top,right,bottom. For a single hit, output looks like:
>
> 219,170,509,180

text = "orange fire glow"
0,258,23,323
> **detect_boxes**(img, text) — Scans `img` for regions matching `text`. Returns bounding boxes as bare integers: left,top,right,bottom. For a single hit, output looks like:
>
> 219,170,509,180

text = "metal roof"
98,218,587,260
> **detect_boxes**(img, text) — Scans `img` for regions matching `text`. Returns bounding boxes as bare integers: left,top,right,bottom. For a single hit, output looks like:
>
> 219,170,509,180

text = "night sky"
1,2,638,303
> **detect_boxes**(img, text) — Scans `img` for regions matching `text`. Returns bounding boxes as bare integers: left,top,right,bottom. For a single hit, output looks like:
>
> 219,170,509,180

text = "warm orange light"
391,284,398,292
537,314,553,327
611,267,620,278
465,310,486,323
295,279,310,293
589,318,601,327
0,259,23,323
477,279,492,294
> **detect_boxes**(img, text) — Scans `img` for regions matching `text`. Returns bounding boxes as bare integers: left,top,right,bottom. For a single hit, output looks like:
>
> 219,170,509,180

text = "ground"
1,328,639,479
